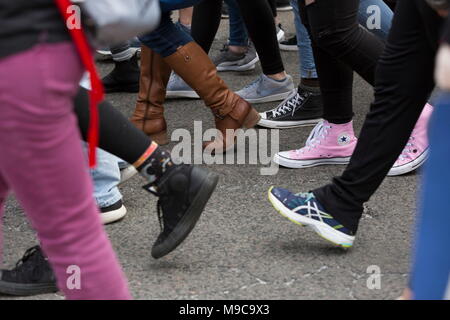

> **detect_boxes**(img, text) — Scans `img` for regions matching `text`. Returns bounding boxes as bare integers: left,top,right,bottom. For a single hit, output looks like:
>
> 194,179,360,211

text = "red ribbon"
54,0,103,168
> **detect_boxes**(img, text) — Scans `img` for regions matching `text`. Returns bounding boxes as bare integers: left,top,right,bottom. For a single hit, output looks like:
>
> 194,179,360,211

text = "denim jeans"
89,147,123,208
293,0,392,79
226,0,249,47
139,0,201,57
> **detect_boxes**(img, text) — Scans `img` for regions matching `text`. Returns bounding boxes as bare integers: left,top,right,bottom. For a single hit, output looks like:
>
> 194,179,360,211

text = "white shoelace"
271,90,305,117
398,136,415,160
296,121,332,154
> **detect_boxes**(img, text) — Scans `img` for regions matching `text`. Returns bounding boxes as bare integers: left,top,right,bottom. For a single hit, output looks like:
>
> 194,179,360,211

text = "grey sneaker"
236,74,295,104
276,24,285,42
213,45,259,72
166,72,200,99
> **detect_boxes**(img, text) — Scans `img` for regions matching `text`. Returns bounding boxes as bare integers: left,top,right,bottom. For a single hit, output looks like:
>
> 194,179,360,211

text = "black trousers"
299,0,384,123
313,0,442,233
191,0,284,75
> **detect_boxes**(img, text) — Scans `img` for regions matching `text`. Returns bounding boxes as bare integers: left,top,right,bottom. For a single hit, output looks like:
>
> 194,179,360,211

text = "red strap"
54,0,103,168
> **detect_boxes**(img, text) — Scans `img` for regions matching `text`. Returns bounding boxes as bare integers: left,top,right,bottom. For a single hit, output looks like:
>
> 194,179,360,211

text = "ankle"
133,142,175,185
267,72,287,81
228,45,247,55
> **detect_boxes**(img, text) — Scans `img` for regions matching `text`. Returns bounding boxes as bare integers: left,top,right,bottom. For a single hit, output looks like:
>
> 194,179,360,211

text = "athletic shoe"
258,86,323,128
166,72,200,99
274,120,357,168
102,52,140,93
279,35,298,51
119,165,139,185
100,199,127,225
213,44,259,72
277,23,286,42
268,187,355,247
236,74,295,104
0,246,57,296
144,165,219,259
221,3,229,19
388,103,433,176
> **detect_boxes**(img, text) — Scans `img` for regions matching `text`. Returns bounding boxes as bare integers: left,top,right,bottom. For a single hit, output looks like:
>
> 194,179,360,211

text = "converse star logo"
338,133,351,146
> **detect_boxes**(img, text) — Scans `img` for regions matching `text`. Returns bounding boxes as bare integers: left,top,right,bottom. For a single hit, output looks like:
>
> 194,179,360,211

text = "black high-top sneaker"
258,86,323,129
144,165,219,259
102,53,140,93
0,246,57,296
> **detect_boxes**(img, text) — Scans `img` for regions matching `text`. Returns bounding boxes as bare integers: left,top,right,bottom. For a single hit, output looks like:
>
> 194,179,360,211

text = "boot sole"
0,280,58,296
151,169,219,259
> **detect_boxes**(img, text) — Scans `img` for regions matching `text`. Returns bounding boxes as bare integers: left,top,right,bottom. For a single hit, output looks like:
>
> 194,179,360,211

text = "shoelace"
294,192,314,204
271,90,306,117
295,121,332,154
14,246,40,269
146,186,166,232
397,136,416,160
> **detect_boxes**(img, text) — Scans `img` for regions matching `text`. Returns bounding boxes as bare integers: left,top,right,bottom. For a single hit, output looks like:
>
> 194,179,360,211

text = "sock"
133,142,175,184
300,77,320,88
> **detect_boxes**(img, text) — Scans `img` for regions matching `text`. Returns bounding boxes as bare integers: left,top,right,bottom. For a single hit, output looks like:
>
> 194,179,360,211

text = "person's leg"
191,0,223,54
313,0,442,233
90,148,127,225
226,0,249,49
0,172,9,266
138,9,260,153
358,0,393,42
211,0,259,72
102,40,141,93
411,94,450,300
0,42,130,299
268,0,442,247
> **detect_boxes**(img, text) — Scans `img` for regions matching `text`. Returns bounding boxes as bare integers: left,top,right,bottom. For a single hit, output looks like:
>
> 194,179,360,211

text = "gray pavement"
1,11,417,300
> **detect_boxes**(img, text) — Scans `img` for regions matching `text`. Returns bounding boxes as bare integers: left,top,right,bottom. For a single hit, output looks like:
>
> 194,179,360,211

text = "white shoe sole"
268,188,354,248
387,149,428,176
101,205,127,225
216,56,259,72
279,44,299,52
258,117,322,129
240,89,295,104
166,90,200,99
274,153,351,168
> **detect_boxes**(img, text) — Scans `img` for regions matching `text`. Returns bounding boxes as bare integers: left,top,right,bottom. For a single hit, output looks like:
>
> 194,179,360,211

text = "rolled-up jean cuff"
301,68,318,79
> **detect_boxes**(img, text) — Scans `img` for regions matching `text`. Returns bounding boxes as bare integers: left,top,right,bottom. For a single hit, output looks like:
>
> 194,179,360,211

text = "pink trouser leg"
0,43,131,299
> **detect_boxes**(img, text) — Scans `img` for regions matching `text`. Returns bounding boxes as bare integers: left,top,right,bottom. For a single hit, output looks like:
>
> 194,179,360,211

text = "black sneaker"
100,199,127,225
144,165,219,259
0,246,57,296
258,86,323,128
102,53,140,93
279,35,298,51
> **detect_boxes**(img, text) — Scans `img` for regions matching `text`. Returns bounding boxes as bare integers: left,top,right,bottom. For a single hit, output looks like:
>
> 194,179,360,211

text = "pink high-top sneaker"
274,120,357,168
388,103,433,176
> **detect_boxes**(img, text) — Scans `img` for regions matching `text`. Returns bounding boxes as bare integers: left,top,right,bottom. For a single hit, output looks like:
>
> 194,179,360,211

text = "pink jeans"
0,42,131,299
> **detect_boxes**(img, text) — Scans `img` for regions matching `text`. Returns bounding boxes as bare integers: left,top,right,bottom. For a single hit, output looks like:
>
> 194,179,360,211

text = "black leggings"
191,0,284,75
74,87,151,164
299,0,385,124
313,0,442,233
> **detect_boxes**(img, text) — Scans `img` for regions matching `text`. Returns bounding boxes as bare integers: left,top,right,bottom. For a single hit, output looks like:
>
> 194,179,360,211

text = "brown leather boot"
163,42,261,153
130,45,172,145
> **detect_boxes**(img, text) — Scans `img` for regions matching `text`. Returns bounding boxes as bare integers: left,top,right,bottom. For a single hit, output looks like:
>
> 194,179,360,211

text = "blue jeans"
90,148,122,208
411,94,450,300
293,0,393,79
226,0,249,47
139,0,200,57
